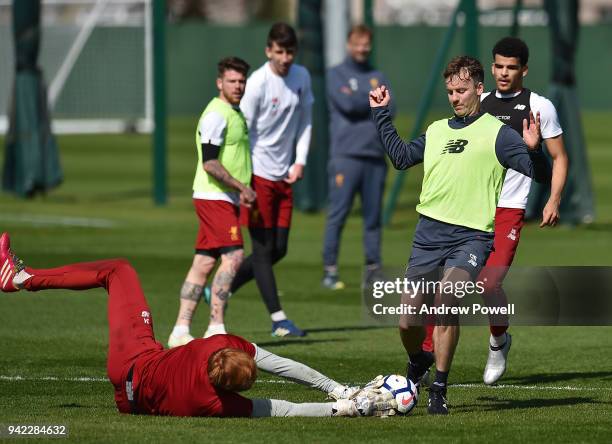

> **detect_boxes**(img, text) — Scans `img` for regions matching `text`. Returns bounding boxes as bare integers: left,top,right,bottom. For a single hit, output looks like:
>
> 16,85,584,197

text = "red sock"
422,322,435,352
490,325,508,337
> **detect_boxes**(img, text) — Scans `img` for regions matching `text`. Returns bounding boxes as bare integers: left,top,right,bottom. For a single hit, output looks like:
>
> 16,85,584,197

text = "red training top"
129,334,256,417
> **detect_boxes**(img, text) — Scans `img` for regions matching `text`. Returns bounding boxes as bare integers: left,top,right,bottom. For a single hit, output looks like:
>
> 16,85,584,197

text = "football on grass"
380,374,418,415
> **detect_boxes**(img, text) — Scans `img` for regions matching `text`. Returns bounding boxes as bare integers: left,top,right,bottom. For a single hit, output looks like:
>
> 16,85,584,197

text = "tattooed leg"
209,249,244,326
175,254,216,327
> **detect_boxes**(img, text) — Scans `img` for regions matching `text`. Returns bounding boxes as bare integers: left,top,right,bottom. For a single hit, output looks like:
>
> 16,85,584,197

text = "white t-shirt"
192,110,239,205
481,90,563,209
240,62,314,181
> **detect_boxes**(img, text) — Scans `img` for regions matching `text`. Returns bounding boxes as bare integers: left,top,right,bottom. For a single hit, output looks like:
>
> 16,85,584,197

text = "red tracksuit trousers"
23,259,163,412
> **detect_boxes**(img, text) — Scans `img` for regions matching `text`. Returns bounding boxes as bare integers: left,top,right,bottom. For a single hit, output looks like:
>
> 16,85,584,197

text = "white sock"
490,332,507,348
13,269,32,288
324,265,338,274
270,310,287,322
205,323,226,337
171,325,190,337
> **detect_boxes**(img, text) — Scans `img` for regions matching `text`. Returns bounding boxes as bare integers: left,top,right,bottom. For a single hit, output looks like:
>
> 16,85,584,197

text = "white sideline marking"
1,375,108,382
1,375,610,391
450,383,609,392
0,214,117,228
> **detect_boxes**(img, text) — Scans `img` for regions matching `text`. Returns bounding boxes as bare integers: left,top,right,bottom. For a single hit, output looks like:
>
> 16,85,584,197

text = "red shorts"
194,199,243,251
477,207,526,291
241,175,293,229
423,208,526,351
487,207,525,267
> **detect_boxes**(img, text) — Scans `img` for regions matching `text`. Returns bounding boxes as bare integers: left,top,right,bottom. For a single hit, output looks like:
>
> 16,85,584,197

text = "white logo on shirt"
141,310,150,324
514,104,526,110
349,78,358,91
468,254,478,267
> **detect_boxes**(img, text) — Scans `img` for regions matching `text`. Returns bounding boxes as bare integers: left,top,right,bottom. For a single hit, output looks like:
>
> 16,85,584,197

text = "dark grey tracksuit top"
371,106,551,246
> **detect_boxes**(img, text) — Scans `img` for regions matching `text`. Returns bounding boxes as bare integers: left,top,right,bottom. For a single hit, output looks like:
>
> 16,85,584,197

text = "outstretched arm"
495,125,551,184
253,345,343,394
369,86,425,170
251,399,335,417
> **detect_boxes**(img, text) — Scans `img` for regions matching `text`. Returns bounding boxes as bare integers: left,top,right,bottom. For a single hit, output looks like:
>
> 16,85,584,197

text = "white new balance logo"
514,104,526,110
1,258,13,288
468,254,478,267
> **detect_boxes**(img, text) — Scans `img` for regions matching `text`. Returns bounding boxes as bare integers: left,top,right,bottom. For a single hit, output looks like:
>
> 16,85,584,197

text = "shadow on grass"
58,403,96,409
459,370,612,386
305,325,392,334
255,338,347,348
502,371,612,385
456,396,609,412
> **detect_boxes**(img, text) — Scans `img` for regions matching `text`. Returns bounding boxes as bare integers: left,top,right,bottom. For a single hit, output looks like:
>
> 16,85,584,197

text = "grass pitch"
0,113,611,443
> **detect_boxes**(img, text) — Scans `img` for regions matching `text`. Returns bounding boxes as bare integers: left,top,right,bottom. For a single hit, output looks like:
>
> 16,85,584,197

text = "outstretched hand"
522,110,542,150
369,85,391,108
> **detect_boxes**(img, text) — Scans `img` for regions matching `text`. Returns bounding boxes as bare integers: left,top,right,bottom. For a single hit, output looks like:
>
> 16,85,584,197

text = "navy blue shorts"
404,215,494,283
405,237,493,283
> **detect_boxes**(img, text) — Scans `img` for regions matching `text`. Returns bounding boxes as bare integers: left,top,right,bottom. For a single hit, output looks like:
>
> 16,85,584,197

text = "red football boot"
0,232,27,292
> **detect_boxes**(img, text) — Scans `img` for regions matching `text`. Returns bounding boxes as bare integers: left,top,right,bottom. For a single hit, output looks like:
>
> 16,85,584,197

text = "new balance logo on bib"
441,139,468,154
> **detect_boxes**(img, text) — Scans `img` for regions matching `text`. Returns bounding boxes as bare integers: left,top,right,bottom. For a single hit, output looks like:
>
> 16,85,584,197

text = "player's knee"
110,258,134,274
481,278,502,298
221,249,244,269
272,245,287,263
192,254,215,272
434,323,458,335
252,243,274,261
232,249,245,263
398,319,421,332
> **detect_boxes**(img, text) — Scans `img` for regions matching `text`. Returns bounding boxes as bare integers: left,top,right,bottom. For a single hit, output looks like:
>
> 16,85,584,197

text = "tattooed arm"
203,159,256,207
198,112,255,206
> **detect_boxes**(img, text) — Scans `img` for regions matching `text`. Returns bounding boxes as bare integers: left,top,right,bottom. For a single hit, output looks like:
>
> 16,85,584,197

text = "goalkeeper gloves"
331,393,398,417
328,384,361,400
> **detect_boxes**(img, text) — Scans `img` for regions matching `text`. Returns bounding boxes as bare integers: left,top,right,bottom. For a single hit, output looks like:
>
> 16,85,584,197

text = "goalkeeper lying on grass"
0,232,396,418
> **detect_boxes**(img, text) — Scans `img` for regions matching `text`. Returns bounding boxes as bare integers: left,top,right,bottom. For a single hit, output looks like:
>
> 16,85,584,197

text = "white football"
379,374,418,415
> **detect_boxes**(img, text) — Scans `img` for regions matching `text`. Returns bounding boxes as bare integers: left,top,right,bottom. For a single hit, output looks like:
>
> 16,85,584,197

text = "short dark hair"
347,24,373,41
217,56,250,78
492,36,529,66
443,55,484,85
267,22,298,49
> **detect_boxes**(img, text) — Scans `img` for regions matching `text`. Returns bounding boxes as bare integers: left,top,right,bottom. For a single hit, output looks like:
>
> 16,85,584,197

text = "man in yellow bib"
168,57,256,346
369,56,550,414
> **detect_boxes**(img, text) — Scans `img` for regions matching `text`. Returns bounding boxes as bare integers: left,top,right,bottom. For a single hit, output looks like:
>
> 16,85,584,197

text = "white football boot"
203,324,227,338
483,333,512,385
167,333,194,349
